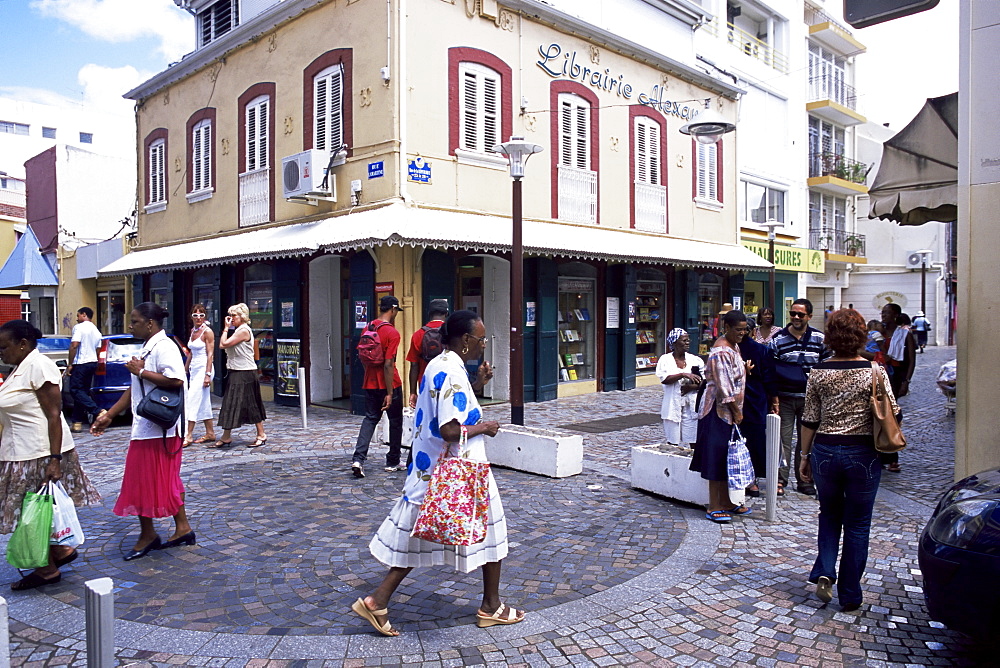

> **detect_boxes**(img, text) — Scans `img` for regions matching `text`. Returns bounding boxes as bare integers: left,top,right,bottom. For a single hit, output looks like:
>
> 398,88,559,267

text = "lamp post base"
511,405,524,426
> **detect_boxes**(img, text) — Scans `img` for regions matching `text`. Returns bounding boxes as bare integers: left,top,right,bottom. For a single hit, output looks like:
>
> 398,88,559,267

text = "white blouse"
0,348,75,461
130,330,187,440
654,352,703,422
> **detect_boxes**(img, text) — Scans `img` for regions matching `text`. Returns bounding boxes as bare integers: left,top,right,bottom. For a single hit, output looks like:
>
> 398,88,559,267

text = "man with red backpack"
405,299,449,408
351,295,405,478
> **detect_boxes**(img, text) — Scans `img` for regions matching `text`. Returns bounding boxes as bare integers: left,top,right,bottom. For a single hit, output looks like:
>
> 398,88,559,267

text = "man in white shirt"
67,307,103,433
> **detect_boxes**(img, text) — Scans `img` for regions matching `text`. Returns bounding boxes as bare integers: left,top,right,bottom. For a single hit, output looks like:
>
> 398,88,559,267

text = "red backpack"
419,324,444,362
358,321,389,367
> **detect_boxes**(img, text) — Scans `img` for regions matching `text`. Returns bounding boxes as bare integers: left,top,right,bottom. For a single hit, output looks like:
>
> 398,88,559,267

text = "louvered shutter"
149,141,164,204
314,64,343,152
458,62,500,153
558,93,590,170
246,96,269,171
635,118,660,185
696,141,718,201
192,121,211,192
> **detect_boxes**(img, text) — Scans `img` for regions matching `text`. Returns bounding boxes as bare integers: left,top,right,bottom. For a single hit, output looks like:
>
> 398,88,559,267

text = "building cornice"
502,0,742,99
127,0,329,102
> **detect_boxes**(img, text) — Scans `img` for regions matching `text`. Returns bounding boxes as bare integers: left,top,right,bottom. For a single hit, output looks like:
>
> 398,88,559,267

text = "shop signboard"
275,339,301,399
741,240,826,274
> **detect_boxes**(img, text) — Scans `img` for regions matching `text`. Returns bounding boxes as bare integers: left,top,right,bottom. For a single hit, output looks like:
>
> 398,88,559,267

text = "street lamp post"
493,136,543,426
761,219,784,311
914,249,932,318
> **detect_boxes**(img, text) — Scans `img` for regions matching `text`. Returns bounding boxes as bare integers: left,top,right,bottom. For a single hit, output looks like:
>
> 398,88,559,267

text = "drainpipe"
397,0,411,205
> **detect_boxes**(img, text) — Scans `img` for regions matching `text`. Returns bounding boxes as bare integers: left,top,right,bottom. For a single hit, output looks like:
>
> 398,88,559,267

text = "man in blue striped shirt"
768,298,831,496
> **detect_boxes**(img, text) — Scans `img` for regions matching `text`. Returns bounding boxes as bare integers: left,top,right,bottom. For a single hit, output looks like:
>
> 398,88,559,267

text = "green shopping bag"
6,483,54,569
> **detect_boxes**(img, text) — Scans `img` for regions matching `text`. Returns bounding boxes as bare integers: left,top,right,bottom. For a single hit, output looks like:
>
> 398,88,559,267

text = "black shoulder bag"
135,341,185,454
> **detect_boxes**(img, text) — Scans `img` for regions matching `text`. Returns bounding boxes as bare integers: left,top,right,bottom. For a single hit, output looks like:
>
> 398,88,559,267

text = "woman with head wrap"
655,328,703,447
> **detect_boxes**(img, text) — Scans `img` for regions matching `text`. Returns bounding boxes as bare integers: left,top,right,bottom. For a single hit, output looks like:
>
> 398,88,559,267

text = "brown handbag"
870,363,906,453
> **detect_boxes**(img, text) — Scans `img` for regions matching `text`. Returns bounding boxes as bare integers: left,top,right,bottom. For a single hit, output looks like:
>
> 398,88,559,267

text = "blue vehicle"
918,465,1000,639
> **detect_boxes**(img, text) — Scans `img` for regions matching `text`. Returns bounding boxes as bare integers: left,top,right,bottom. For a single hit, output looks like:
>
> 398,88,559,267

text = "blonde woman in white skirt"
351,310,524,636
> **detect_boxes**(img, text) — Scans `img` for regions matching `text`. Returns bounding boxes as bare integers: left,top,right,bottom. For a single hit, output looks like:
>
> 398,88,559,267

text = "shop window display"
635,281,666,371
558,278,595,382
697,274,722,355
245,263,274,385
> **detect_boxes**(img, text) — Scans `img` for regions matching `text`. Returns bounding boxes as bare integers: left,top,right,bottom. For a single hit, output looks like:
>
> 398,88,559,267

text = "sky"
0,0,958,134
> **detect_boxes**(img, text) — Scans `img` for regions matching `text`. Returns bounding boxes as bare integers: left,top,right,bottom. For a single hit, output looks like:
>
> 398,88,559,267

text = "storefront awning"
98,202,772,276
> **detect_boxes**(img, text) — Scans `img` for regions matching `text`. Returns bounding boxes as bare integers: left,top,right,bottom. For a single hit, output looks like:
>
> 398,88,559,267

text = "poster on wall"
627,301,636,325
281,301,294,328
354,301,369,329
732,296,742,311
275,339,301,398
525,302,536,327
607,297,620,328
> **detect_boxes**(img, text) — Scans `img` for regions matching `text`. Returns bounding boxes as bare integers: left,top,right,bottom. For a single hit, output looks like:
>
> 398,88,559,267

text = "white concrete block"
489,426,583,478
631,445,746,507
631,445,709,506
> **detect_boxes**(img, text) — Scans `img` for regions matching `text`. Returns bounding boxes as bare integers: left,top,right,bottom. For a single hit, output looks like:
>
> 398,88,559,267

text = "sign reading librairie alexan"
741,241,826,274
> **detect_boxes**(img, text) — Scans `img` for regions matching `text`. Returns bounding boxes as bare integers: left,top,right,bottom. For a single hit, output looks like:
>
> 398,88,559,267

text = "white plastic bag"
50,480,85,548
402,407,415,448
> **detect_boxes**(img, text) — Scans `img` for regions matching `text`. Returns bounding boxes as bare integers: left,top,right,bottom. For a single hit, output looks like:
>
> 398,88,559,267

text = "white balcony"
239,167,270,227
634,182,666,233
558,165,597,225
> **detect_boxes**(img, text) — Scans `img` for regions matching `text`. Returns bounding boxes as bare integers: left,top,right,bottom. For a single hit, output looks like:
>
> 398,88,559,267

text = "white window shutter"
458,62,501,153
149,141,164,204
314,64,343,153
246,96,269,171
575,104,588,169
193,126,203,191
192,121,211,192
246,104,257,171
558,93,590,170
258,99,268,169
648,122,660,184
560,100,573,166
697,141,718,201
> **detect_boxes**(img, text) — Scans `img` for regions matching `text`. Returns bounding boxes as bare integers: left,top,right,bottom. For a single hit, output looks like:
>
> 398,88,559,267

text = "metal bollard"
298,366,308,429
765,413,781,522
0,595,10,668
85,577,114,668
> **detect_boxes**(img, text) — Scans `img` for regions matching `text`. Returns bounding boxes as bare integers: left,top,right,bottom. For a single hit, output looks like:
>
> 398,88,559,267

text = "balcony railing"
0,187,27,211
809,152,870,184
804,5,853,33
705,19,789,73
809,75,858,110
634,182,667,233
810,228,866,256
558,165,597,225
239,167,270,227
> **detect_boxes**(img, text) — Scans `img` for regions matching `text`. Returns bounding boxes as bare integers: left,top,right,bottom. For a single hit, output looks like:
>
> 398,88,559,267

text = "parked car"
62,335,145,417
0,336,71,382
918,465,1000,638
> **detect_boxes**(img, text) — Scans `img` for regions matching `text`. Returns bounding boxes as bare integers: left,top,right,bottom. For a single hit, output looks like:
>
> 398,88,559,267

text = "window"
313,64,344,154
809,192,847,250
0,121,29,135
808,116,846,177
42,127,57,139
191,119,212,192
695,141,719,204
742,181,785,224
148,139,165,206
632,113,666,233
245,95,269,172
458,62,500,154
808,44,853,108
559,93,590,171
198,0,239,47
79,132,93,144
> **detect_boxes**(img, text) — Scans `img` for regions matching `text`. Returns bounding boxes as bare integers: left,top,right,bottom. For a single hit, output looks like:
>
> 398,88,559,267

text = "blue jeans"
70,362,99,422
352,387,404,467
808,441,882,606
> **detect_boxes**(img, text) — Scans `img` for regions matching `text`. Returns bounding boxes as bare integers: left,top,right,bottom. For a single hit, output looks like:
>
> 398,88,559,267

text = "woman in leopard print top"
798,308,900,613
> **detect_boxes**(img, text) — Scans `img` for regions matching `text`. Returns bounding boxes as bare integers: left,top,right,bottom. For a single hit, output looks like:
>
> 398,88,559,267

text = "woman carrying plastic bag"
0,320,101,590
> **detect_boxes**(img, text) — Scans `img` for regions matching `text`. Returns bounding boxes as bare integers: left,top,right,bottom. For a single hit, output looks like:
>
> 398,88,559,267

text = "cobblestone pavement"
3,345,997,666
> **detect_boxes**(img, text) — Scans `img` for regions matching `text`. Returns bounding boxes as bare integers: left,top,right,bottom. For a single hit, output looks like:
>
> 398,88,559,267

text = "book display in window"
558,279,595,383
635,282,666,373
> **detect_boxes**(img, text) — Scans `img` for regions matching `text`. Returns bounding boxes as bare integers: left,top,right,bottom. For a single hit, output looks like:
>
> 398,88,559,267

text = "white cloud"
31,0,194,61
78,63,151,113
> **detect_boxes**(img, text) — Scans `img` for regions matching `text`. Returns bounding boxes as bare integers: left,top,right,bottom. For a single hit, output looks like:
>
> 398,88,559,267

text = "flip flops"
351,598,398,636
728,505,753,516
705,510,732,523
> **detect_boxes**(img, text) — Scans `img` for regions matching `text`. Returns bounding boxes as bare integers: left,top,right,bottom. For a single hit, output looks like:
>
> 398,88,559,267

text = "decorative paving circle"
46,458,687,635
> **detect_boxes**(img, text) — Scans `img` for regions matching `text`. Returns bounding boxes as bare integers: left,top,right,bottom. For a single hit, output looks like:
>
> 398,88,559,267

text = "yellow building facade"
103,0,769,410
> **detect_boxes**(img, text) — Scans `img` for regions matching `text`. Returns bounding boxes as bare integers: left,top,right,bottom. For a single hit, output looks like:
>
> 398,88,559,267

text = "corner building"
102,0,769,412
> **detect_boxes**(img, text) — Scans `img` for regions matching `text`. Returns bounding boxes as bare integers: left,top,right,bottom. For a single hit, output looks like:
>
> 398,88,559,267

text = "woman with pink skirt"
91,302,195,561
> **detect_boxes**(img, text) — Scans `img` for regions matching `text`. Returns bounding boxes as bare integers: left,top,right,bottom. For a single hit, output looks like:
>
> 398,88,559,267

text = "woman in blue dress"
352,310,524,636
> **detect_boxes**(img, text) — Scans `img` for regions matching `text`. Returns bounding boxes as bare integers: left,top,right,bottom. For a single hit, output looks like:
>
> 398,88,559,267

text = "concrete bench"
631,444,745,507
489,425,583,478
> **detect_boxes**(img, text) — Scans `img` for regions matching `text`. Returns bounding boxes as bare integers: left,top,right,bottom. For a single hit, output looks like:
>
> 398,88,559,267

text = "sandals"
886,463,901,473
351,598,399,636
182,438,194,448
476,602,526,627
776,483,786,497
209,439,233,448
247,436,267,448
728,505,753,516
705,510,732,523
745,484,761,498
192,436,216,445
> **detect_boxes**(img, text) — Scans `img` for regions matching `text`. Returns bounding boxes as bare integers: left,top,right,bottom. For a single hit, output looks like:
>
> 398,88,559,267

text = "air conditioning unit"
282,149,334,200
905,251,931,269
